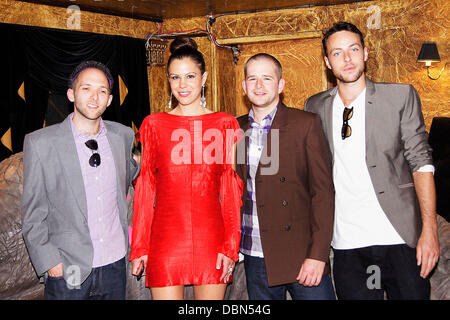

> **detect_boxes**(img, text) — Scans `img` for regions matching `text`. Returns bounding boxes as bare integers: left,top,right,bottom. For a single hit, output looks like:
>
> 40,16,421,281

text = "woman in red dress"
130,37,243,300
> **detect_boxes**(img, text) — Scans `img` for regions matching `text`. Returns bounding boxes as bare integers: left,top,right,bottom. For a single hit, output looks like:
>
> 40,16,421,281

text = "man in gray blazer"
304,22,439,299
21,61,139,299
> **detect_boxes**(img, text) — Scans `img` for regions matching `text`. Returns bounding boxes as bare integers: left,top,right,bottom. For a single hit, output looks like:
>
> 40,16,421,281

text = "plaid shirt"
240,105,278,257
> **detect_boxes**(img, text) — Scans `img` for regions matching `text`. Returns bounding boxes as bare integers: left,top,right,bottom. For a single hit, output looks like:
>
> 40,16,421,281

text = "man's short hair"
322,22,365,57
244,53,282,79
69,60,114,90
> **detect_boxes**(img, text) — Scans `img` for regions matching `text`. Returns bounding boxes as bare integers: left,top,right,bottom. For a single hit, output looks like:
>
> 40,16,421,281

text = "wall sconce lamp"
145,37,168,66
417,42,448,80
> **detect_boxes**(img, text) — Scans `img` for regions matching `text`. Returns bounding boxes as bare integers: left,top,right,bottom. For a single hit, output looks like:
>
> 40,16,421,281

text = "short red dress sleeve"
218,116,244,262
129,116,157,261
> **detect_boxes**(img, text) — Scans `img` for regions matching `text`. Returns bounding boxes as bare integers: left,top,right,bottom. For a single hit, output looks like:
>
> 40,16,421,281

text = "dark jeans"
333,244,430,300
243,254,336,300
44,257,126,300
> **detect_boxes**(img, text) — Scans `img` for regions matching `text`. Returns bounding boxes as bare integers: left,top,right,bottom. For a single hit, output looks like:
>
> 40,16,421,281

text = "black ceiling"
16,0,369,22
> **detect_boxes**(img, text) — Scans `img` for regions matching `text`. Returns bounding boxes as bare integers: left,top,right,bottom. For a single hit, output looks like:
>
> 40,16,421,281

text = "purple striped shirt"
70,113,126,268
240,105,278,257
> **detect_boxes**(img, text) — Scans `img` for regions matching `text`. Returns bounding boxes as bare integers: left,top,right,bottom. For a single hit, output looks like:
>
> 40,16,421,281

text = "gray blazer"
304,79,433,247
21,115,139,284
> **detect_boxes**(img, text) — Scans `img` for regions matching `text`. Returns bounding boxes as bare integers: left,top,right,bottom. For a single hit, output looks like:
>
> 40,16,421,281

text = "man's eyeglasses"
85,139,101,167
341,107,353,140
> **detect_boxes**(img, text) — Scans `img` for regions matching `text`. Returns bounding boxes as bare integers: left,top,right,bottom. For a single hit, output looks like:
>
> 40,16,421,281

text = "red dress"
130,112,243,287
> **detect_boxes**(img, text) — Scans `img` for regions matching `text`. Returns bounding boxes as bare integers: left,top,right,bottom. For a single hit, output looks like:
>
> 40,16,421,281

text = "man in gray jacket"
304,22,439,299
22,61,139,299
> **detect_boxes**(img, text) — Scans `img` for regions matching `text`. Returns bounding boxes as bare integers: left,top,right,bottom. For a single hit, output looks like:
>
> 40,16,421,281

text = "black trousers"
333,244,430,300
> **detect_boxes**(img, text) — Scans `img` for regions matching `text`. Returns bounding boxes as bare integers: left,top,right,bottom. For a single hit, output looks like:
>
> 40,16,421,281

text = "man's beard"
335,66,365,84
75,104,103,121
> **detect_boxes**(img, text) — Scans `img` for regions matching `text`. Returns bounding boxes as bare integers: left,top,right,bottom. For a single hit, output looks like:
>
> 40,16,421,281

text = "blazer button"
282,200,288,206
280,177,286,182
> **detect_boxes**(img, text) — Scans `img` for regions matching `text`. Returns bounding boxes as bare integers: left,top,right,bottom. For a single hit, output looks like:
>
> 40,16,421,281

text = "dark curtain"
0,25,25,161
429,117,450,222
0,23,150,162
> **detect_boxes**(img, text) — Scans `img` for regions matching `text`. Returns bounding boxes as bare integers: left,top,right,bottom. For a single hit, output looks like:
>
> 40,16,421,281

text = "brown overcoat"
236,103,335,286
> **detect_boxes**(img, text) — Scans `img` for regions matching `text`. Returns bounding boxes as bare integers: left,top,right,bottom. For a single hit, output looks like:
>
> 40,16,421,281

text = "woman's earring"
168,91,172,109
200,85,206,108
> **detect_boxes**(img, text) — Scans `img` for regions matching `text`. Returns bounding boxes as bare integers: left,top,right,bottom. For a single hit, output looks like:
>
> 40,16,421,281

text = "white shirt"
331,88,405,249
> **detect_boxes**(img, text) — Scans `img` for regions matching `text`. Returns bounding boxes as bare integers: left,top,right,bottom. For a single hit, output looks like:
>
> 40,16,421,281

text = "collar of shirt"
335,87,366,111
69,112,107,140
248,102,279,127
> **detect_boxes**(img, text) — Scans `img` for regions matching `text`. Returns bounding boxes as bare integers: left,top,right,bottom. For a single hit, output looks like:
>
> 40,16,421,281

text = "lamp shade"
417,42,441,63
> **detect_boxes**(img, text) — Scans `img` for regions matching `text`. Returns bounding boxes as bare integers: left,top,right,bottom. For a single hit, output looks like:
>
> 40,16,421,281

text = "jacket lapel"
54,116,87,219
323,87,337,161
105,123,128,225
237,115,251,183
105,124,125,196
364,79,376,161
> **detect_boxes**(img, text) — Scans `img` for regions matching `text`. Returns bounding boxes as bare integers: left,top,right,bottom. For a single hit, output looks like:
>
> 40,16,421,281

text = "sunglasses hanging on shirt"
85,139,101,167
341,107,353,140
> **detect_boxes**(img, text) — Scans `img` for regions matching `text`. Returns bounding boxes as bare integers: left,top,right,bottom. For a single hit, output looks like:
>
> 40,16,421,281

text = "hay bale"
430,215,450,300
0,152,43,299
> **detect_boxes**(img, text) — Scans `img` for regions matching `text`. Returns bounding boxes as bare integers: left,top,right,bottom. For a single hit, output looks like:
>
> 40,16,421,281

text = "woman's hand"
131,255,148,279
216,253,235,283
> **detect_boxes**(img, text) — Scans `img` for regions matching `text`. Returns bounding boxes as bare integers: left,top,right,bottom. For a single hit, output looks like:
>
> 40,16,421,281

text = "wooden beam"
217,31,322,45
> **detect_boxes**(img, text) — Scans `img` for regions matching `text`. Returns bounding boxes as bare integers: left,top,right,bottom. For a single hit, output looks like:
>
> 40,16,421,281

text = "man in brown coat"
236,53,335,299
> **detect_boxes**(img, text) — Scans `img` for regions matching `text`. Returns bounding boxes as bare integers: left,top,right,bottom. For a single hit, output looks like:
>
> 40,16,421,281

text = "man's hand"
412,171,440,278
416,228,440,278
296,258,325,287
48,263,63,278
